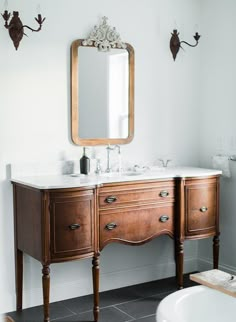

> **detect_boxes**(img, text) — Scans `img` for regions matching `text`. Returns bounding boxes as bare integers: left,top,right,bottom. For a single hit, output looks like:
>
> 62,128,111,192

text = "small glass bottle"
80,147,90,174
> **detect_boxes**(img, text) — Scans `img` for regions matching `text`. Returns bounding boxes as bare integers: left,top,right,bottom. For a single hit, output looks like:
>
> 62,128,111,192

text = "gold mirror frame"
71,39,134,146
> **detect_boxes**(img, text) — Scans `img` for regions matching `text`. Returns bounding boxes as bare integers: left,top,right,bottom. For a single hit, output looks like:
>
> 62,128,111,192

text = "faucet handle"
115,145,121,154
159,159,172,167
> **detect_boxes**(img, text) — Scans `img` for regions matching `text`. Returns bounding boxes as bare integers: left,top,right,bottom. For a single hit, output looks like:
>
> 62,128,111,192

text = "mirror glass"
79,47,129,139
71,40,134,146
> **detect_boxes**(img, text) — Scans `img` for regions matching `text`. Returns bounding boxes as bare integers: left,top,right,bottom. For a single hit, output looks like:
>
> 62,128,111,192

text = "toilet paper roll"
212,155,231,178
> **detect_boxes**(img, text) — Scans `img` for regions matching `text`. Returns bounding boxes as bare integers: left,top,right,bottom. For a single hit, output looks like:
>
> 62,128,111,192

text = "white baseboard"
99,256,197,293
198,257,236,275
2,257,197,313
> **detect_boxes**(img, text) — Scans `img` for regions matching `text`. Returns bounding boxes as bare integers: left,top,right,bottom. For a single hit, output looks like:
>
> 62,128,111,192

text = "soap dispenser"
80,147,90,174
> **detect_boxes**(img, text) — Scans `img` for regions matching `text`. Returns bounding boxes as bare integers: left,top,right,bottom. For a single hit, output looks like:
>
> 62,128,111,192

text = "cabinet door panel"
50,192,94,260
185,184,217,236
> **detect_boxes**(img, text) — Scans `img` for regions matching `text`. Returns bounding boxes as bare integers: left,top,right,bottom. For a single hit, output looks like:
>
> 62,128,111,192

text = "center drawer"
99,180,175,209
99,203,174,249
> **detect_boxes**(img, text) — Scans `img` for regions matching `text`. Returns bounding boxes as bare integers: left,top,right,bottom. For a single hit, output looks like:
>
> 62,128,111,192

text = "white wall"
198,0,236,274
0,0,202,314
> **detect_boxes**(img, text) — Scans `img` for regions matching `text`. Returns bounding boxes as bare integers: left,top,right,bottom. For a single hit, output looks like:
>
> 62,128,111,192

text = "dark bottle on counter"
80,147,90,174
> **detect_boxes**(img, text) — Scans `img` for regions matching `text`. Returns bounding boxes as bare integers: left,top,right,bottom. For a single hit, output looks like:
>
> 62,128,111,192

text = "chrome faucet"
106,144,121,173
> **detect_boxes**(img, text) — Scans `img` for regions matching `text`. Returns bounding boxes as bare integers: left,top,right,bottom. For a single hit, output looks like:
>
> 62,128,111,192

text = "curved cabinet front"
49,189,95,262
184,177,219,239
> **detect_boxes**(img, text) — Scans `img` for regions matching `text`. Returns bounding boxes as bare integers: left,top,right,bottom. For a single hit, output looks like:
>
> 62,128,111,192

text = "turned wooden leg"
42,265,50,322
16,249,23,311
92,254,100,322
175,239,184,289
213,235,220,269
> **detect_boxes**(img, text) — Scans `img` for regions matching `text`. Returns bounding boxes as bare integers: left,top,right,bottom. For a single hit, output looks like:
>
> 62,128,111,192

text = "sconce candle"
1,9,46,50
36,4,41,14
170,29,201,60
4,0,8,10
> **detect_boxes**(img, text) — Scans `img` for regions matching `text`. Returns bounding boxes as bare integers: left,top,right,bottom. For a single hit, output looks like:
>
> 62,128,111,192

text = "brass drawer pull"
105,195,117,203
160,190,169,198
159,215,169,223
200,206,208,212
105,222,118,230
68,223,81,230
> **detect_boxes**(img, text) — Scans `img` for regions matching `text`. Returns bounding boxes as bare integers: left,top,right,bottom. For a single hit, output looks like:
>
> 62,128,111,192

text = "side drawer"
99,180,175,209
50,189,95,261
99,203,174,249
185,183,217,237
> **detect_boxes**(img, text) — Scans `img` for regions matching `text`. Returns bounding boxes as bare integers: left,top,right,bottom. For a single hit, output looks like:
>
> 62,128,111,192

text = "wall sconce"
170,29,201,60
1,10,46,50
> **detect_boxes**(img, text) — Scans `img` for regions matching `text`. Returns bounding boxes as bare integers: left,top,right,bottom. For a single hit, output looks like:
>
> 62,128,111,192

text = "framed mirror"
71,18,134,146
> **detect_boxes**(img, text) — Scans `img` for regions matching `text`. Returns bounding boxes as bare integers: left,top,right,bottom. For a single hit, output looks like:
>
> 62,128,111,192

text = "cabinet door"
185,182,218,238
50,190,95,261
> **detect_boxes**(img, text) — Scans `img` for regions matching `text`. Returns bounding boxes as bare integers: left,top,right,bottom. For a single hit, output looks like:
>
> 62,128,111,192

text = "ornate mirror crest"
82,16,127,52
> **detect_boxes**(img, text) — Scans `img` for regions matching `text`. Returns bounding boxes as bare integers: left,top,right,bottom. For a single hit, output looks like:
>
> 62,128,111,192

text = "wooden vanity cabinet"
12,174,220,322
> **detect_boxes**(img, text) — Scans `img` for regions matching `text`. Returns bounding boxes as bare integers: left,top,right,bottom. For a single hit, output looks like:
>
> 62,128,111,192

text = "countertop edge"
11,167,222,190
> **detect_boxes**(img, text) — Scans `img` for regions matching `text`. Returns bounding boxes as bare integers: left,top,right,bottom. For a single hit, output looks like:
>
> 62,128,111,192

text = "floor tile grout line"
98,289,176,308
112,305,136,320
51,311,78,321
58,301,79,316
136,313,157,319
61,293,159,314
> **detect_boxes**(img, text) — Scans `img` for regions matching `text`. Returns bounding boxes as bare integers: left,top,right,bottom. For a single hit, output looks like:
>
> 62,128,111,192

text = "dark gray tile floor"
6,274,197,322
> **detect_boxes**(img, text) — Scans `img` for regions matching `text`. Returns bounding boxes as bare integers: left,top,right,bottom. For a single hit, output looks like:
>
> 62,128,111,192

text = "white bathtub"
156,285,236,322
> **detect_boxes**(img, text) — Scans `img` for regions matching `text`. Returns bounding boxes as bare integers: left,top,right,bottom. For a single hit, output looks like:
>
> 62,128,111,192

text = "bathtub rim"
156,285,228,322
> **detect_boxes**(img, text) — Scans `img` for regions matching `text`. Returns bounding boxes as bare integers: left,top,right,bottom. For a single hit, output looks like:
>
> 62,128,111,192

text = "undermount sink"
123,171,143,176
99,172,121,177
69,172,144,178
100,171,144,177
101,171,143,178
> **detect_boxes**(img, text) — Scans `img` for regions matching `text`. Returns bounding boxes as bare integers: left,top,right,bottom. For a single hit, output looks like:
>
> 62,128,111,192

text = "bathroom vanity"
11,167,221,322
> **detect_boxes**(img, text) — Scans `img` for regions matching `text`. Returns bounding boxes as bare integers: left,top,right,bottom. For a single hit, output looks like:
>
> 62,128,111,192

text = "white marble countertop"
11,167,222,190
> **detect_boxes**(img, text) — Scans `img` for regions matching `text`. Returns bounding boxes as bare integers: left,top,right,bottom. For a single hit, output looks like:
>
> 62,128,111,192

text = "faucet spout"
106,144,113,173
105,144,121,173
